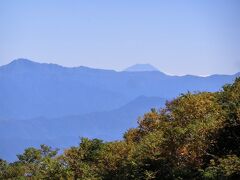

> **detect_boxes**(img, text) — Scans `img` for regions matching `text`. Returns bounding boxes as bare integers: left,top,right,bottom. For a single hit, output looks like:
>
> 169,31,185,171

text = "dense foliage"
1,78,240,179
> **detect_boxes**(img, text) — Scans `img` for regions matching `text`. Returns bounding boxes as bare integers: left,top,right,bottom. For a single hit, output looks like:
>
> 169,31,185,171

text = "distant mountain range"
0,59,239,161
0,95,165,161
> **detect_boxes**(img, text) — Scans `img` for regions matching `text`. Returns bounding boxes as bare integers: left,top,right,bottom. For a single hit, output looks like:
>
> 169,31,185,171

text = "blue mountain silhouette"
0,59,239,161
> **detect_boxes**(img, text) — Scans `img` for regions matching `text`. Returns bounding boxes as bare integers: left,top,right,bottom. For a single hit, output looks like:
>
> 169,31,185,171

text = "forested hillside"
1,78,239,179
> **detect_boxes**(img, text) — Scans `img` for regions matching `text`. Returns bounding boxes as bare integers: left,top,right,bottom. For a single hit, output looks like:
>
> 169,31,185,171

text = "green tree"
64,138,103,180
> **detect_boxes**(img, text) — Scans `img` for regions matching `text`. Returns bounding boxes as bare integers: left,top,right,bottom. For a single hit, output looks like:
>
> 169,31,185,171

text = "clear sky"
0,0,239,75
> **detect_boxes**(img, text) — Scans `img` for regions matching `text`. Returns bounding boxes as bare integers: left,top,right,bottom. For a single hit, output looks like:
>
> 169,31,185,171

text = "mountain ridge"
2,59,239,77
0,58,239,119
0,95,166,161
0,58,239,161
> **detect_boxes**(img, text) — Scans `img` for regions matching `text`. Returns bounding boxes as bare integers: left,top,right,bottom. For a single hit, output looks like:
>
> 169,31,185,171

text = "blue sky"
0,0,239,75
